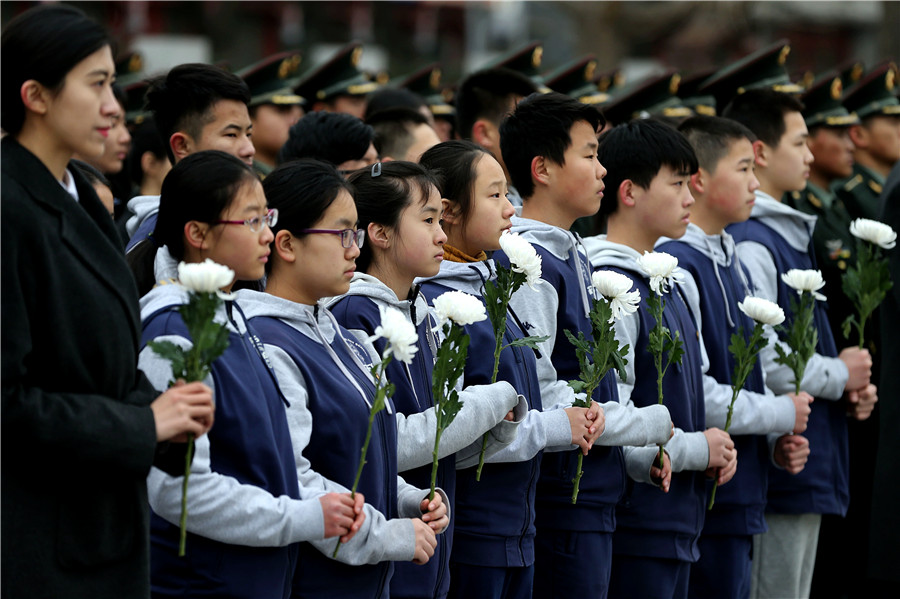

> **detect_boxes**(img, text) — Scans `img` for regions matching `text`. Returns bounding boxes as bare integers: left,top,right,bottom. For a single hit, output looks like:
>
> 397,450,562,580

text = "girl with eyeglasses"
417,141,605,599
135,151,364,598
328,161,526,599
238,158,447,599
1,6,215,597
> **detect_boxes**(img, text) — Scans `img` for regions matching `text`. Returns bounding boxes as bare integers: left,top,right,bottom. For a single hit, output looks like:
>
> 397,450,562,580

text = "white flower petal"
592,270,641,322
635,251,682,295
737,296,785,326
499,231,543,289
371,306,419,364
849,218,897,250
781,269,826,301
177,259,235,293
432,290,487,326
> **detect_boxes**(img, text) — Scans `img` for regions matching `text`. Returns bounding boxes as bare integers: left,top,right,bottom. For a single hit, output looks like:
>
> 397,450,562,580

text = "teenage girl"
238,158,448,599
1,6,213,596
418,141,602,599
328,160,526,599
135,151,363,598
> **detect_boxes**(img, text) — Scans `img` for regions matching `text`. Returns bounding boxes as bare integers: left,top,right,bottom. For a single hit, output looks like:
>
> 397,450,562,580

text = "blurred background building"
2,1,897,94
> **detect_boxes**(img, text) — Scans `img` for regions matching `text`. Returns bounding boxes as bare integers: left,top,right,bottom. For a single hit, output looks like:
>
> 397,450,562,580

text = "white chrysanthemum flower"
370,305,419,364
781,269,827,301
178,259,235,293
849,218,897,250
432,290,487,327
737,296,785,326
591,270,641,322
635,251,684,295
499,231,543,289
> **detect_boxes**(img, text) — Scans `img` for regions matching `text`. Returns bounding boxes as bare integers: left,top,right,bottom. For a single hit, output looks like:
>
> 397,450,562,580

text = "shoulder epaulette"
842,174,864,191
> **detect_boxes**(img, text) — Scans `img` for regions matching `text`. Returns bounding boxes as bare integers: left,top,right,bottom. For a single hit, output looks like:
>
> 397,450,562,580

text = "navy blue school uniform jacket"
729,193,850,517
139,284,304,599
658,226,781,537
585,238,709,563
330,274,522,597
420,257,552,569
496,219,671,533
237,289,441,599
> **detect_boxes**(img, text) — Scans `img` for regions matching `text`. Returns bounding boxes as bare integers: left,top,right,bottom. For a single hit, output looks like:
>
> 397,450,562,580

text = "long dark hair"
419,140,491,234
128,150,258,295
347,161,439,273
263,159,354,274
2,4,111,136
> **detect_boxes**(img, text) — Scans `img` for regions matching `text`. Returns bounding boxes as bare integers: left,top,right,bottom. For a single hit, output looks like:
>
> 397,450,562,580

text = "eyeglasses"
215,208,278,233
297,228,365,249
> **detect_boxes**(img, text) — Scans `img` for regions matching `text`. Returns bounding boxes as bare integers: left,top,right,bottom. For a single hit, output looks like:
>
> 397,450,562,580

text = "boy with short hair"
585,118,738,599
365,107,441,162
496,92,672,598
657,115,815,599
456,68,539,205
723,90,876,599
277,111,378,174
125,63,254,251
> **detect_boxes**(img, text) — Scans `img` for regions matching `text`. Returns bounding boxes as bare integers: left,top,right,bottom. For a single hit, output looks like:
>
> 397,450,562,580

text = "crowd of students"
3,4,899,599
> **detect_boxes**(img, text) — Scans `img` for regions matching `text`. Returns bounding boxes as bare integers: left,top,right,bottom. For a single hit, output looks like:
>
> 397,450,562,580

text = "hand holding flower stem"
564,270,637,503
476,232,546,480
334,306,417,558
147,259,234,556
842,219,896,349
637,252,685,471
708,296,783,510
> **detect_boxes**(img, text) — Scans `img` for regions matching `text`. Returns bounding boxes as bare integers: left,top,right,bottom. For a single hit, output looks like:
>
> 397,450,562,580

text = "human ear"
367,222,391,249
183,221,210,250
273,230,296,263
20,80,50,116
619,180,637,207
752,140,769,168
441,199,462,225
690,170,706,195
472,120,498,150
848,124,868,149
170,133,192,163
531,156,550,187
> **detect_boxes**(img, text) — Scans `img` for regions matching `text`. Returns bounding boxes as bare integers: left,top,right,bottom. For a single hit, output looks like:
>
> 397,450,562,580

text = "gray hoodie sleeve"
678,264,797,435
141,338,327,548
394,382,522,471
340,324,525,471
266,343,419,564
737,240,849,400
611,305,706,479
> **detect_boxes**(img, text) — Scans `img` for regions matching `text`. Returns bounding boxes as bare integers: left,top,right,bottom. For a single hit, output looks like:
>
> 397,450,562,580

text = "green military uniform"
834,62,900,222
785,183,857,339
835,163,885,221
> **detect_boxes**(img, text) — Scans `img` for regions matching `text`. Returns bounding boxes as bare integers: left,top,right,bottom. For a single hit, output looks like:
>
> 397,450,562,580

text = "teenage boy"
585,118,738,599
496,92,673,598
277,111,378,174
455,68,538,206
365,107,441,162
657,115,815,599
723,89,876,599
125,63,254,251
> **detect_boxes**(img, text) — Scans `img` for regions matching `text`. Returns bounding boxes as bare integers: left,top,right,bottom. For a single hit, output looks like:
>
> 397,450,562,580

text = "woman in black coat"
1,6,215,597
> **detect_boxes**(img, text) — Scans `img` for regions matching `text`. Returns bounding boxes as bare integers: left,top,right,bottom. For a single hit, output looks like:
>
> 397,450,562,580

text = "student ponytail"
127,150,257,295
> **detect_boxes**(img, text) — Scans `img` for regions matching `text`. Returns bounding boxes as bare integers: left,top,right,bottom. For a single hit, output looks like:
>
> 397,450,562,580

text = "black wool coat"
1,138,173,598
